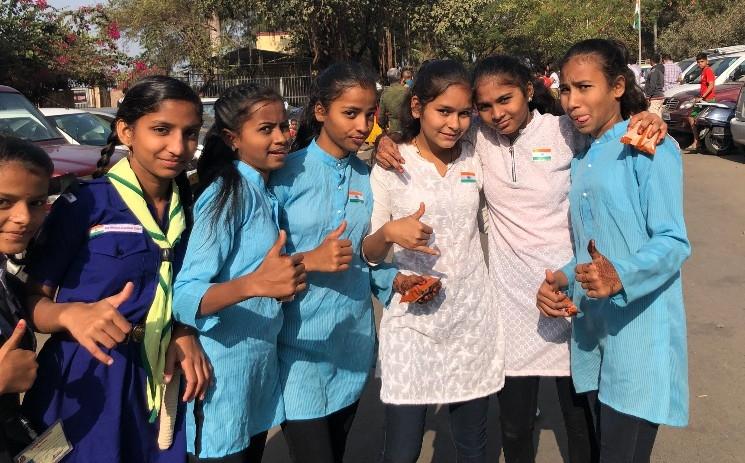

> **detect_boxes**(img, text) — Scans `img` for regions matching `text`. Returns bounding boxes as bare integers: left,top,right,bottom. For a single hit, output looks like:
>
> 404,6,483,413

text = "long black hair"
560,39,648,119
398,59,471,143
292,62,377,152
472,55,563,116
0,135,54,177
95,75,202,225
196,83,284,228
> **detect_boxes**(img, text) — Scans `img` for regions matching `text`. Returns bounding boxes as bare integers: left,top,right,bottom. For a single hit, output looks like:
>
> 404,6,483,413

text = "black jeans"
381,396,489,463
497,376,598,463
587,392,659,463
281,401,359,463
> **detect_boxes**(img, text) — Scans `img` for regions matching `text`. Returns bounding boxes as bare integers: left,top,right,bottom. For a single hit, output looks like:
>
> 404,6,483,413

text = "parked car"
40,107,112,146
0,85,124,200
661,82,745,135
664,45,745,97
731,84,745,149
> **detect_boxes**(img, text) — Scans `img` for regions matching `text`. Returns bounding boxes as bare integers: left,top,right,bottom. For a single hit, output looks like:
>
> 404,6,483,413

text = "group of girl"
0,37,688,463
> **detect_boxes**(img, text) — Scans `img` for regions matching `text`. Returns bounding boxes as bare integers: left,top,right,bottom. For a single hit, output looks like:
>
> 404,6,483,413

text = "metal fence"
176,74,313,108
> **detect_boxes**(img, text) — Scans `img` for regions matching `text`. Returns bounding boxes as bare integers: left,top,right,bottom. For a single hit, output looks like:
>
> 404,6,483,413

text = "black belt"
56,322,145,344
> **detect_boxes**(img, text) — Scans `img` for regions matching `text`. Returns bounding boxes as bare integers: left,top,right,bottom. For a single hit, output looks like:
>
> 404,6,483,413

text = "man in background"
644,54,665,116
662,53,682,92
379,68,412,136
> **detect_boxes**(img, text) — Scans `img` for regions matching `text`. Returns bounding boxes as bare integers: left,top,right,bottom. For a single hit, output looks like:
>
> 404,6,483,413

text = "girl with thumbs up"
21,77,210,463
537,39,690,462
365,60,505,463
0,136,48,462
269,62,422,463
173,83,308,462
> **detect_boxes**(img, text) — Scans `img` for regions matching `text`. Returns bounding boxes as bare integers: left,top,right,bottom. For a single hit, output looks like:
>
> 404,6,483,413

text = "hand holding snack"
536,269,573,318
393,274,441,304
620,122,657,155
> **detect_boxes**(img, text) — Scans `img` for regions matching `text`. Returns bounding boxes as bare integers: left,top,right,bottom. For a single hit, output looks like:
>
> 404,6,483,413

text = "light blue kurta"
173,161,284,457
269,139,397,420
560,120,691,427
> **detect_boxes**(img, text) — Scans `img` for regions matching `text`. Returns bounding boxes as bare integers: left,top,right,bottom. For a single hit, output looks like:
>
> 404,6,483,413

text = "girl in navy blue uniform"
0,136,49,463
21,76,211,462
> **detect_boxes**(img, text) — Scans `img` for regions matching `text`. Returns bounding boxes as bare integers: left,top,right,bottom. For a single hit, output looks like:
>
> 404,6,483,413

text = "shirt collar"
234,160,267,189
307,139,351,169
592,119,629,145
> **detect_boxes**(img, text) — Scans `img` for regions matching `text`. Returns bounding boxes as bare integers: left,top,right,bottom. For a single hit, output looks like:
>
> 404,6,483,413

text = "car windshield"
678,59,694,72
0,93,62,141
50,112,112,146
686,57,738,84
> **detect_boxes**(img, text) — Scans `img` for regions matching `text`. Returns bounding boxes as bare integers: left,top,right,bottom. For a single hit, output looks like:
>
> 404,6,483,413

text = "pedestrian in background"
644,54,665,116
662,53,682,92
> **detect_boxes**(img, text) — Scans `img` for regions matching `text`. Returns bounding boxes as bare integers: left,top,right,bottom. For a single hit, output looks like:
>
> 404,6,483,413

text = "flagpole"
638,0,642,65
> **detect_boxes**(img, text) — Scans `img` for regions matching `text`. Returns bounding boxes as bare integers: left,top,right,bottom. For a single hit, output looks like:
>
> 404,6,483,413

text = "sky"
50,0,142,56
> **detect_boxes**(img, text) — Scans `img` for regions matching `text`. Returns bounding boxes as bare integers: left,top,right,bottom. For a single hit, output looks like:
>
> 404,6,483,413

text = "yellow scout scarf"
106,158,186,422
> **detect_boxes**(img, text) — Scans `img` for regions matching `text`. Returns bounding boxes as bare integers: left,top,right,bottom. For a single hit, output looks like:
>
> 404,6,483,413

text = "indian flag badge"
348,190,364,203
532,148,552,162
460,171,477,184
89,224,106,238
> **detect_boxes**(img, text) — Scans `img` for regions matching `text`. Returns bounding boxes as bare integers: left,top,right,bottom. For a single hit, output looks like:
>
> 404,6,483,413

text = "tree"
109,0,219,73
658,0,745,59
0,0,126,102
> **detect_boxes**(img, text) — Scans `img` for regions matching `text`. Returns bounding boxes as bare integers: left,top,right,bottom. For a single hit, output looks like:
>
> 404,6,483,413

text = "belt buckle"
128,324,146,343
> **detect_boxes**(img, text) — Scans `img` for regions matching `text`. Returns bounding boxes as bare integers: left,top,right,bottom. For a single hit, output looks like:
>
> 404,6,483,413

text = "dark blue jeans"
586,391,659,463
380,396,489,463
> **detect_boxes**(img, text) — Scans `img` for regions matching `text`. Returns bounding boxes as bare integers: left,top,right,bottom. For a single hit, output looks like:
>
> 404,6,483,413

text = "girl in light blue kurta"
173,84,307,462
269,63,413,463
536,39,690,463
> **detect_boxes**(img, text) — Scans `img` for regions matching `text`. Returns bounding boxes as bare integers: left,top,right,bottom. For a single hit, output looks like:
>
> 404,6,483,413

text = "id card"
15,420,72,463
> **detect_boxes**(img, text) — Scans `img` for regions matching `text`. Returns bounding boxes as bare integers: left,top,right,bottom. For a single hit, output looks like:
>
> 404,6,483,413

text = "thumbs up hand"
59,282,135,366
0,320,38,394
302,221,354,273
574,240,623,298
383,202,439,256
249,230,308,299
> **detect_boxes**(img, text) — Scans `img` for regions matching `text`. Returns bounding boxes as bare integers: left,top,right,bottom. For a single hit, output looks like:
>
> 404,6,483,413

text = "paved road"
259,148,745,462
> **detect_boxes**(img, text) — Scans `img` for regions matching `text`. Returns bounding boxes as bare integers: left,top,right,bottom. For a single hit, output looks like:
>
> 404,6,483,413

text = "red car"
0,85,125,200
662,82,745,134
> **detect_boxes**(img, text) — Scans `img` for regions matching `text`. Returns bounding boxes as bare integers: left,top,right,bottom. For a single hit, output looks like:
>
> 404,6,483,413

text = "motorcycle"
693,100,737,155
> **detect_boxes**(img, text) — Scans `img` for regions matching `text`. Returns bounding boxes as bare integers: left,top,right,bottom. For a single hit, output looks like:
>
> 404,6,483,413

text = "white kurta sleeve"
362,165,395,265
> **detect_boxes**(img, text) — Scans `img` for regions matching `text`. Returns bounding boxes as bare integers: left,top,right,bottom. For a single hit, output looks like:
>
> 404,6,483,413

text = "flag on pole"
633,0,641,30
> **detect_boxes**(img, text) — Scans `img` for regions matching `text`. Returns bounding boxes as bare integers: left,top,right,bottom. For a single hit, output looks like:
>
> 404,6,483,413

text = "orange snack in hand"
564,300,579,317
620,124,657,155
400,277,440,303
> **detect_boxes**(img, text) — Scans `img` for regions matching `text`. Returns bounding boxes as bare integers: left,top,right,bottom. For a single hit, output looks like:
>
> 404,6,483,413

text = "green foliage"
0,0,125,102
658,0,745,59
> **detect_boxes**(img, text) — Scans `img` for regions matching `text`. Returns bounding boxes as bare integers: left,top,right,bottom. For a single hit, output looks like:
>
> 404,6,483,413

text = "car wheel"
703,132,732,155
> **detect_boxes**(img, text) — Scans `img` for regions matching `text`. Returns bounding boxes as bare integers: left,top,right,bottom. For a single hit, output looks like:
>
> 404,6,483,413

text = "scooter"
694,100,737,155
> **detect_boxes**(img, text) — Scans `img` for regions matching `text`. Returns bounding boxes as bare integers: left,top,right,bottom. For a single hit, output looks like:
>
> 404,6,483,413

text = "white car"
664,45,745,97
40,107,113,146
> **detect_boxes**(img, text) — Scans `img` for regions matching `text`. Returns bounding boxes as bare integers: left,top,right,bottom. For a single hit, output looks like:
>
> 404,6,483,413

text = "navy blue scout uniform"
22,179,188,462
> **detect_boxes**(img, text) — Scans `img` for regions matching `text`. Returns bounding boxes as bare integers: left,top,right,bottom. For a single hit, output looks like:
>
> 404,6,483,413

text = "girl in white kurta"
363,60,504,463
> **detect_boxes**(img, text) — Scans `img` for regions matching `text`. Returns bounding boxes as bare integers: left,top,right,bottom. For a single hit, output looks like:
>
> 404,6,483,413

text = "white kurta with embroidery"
370,142,505,405
474,111,588,376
